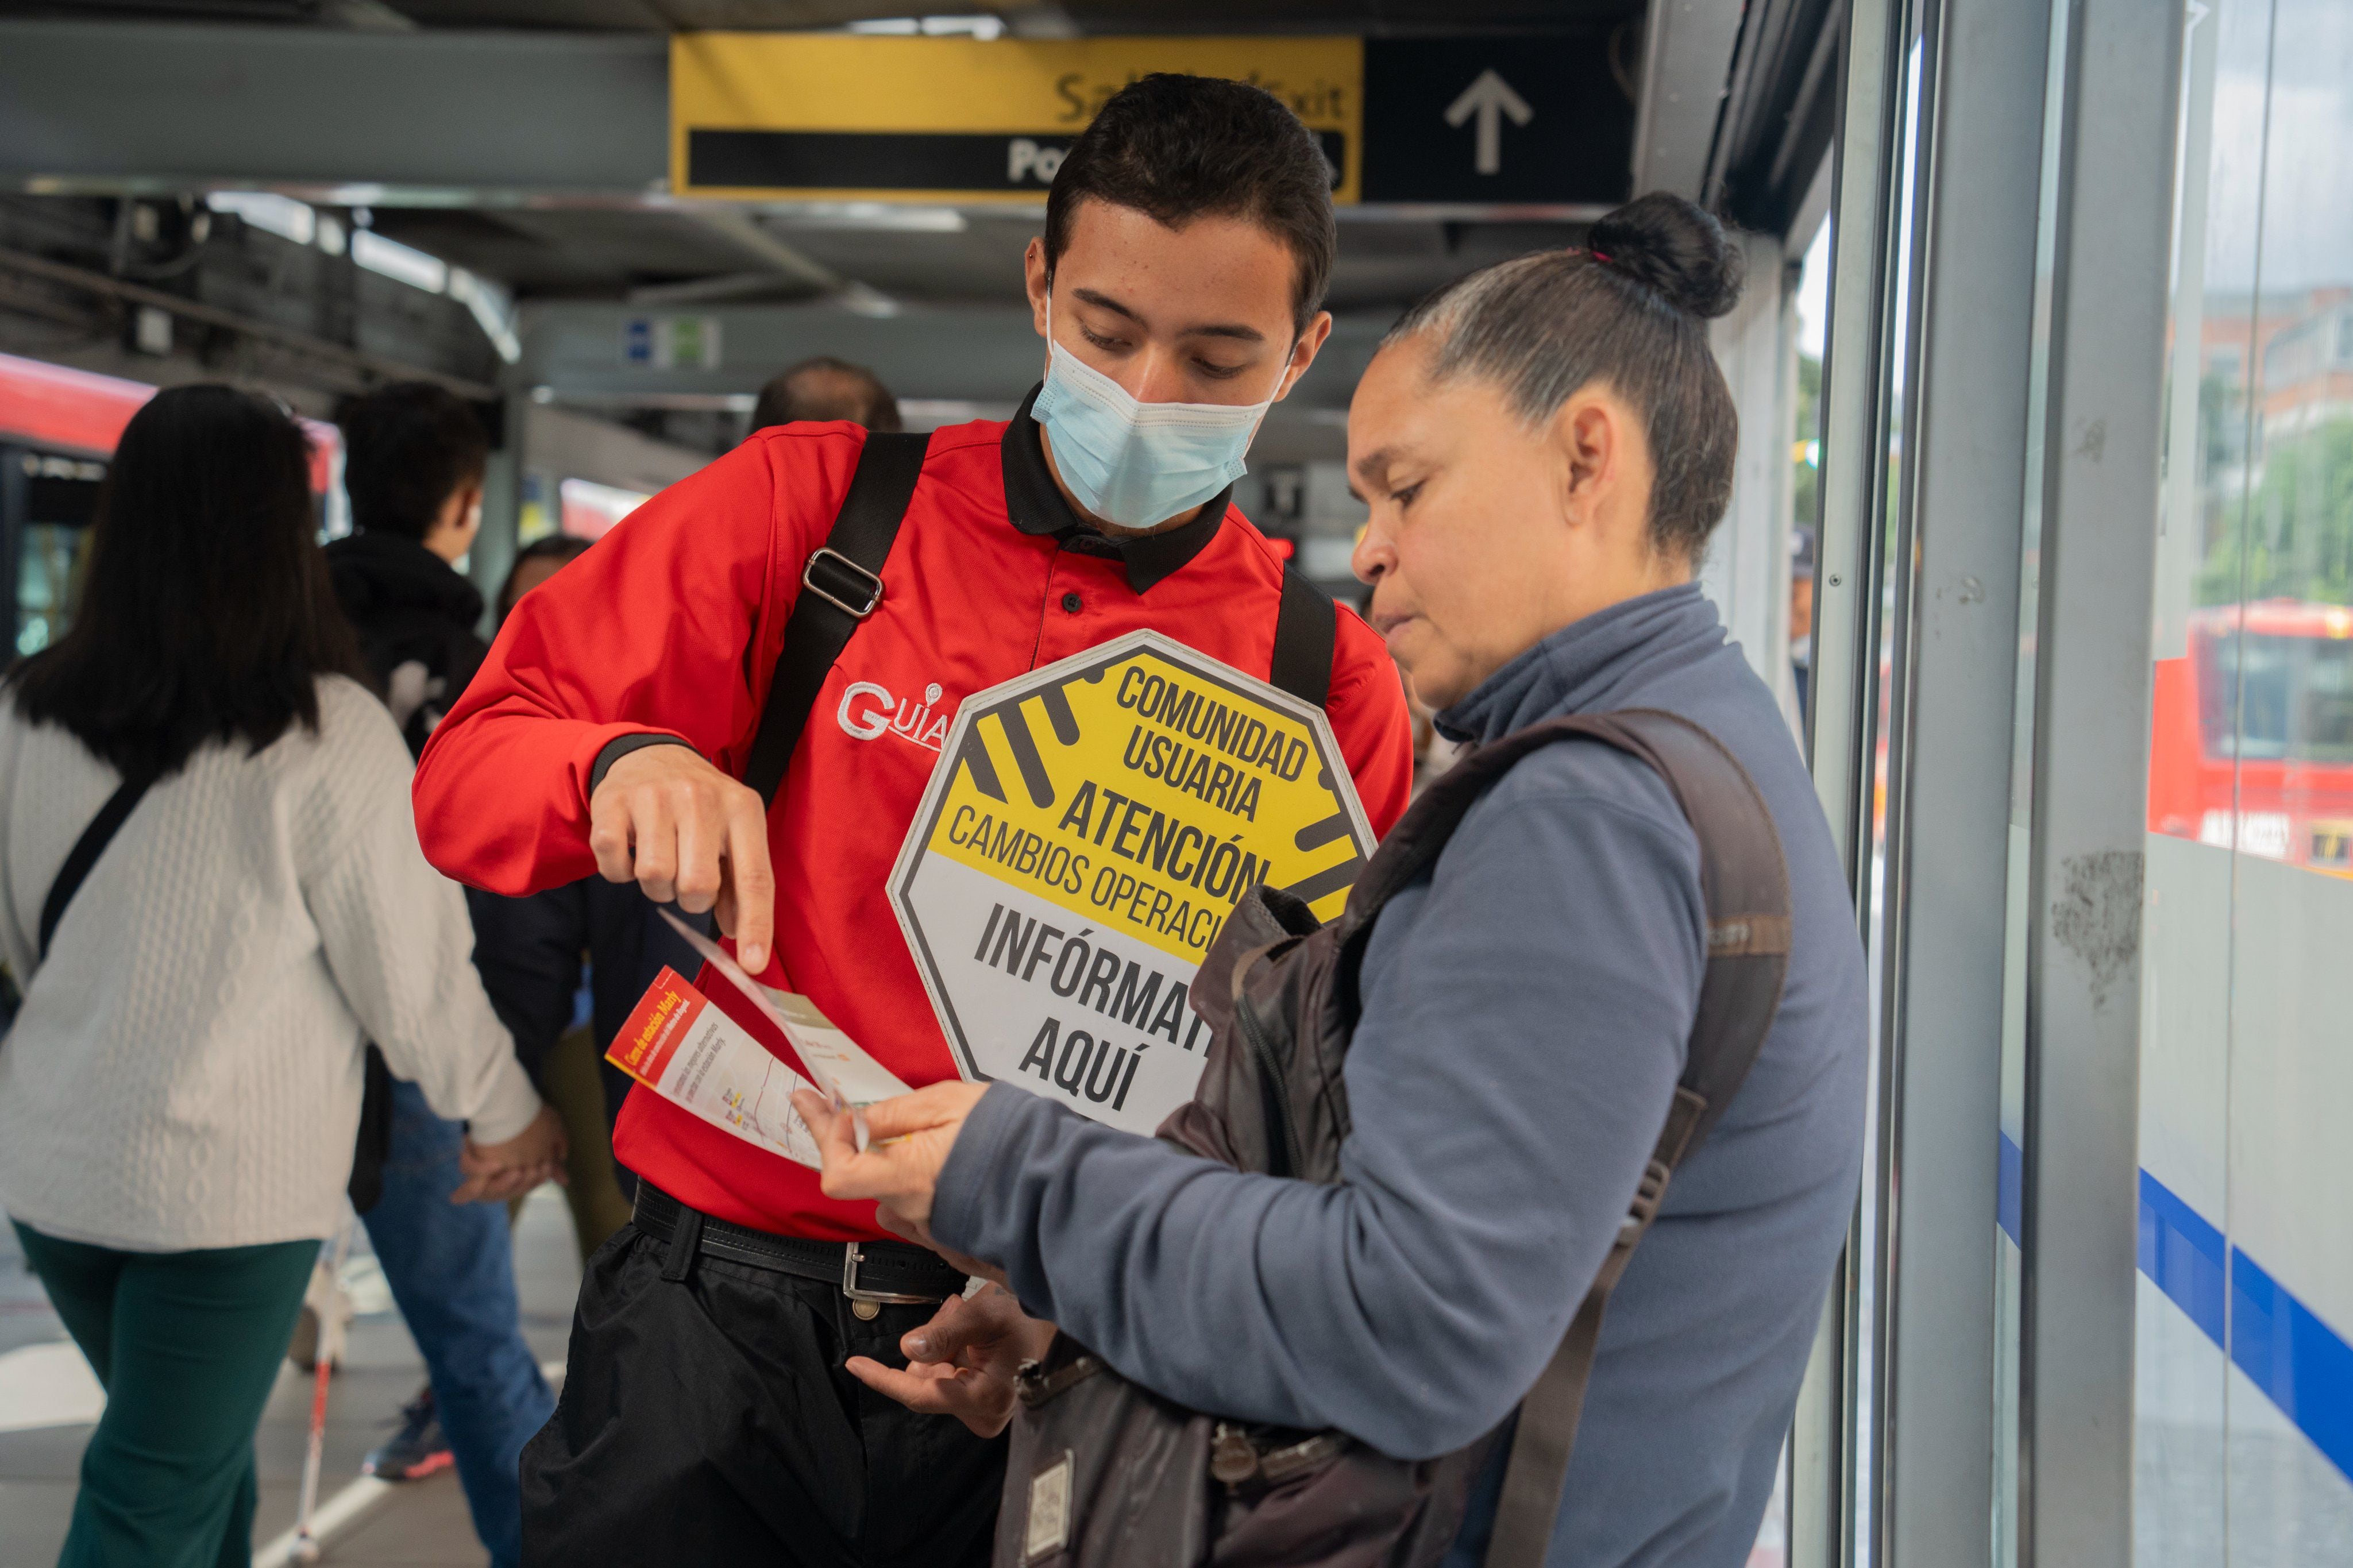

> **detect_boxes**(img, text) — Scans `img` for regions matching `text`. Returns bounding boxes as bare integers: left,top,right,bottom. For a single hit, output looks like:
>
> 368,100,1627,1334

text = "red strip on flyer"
610,966,704,1087
606,965,824,1168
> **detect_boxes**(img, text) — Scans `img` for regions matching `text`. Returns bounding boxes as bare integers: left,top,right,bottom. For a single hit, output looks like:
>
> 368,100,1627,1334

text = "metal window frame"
1788,0,1912,1553
1797,0,2117,1562
2018,0,2184,1563
1758,0,2180,1561
1870,0,2058,1565
1803,0,1905,885
1791,0,1936,1547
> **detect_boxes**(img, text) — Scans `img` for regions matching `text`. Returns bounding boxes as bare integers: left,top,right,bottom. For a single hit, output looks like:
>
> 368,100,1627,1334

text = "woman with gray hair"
800,193,1867,1568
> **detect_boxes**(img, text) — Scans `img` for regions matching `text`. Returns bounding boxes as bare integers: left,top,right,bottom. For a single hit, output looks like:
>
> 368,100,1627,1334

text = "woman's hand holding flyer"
792,1079,987,1229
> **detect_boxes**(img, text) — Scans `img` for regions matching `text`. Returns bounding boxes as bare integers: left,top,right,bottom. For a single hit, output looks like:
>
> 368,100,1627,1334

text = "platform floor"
2,1188,1792,1568
0,1185,582,1568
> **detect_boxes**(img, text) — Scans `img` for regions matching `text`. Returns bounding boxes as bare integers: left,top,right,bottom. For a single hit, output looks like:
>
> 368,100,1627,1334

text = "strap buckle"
802,547,884,619
841,1242,939,1306
1617,1156,1675,1246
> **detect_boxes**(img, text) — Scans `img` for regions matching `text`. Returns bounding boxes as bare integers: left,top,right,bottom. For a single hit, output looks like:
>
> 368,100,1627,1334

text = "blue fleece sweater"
932,584,1867,1567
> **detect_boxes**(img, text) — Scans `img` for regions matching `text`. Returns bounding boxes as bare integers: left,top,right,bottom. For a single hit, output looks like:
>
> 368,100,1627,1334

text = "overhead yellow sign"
888,631,1375,1134
670,34,1363,203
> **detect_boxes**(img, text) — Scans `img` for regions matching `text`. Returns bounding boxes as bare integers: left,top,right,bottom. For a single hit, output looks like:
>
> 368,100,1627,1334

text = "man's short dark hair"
1045,74,1337,334
749,358,904,434
337,382,490,542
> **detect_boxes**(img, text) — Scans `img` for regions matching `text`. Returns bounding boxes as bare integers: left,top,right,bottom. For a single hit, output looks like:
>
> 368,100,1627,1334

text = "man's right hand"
588,744,776,973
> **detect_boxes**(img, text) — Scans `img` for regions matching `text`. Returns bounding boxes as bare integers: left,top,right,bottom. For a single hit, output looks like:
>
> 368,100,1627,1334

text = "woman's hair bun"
1586,192,1745,320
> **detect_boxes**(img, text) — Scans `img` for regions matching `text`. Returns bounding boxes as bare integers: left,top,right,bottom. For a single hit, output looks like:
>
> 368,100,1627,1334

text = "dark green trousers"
14,1221,317,1568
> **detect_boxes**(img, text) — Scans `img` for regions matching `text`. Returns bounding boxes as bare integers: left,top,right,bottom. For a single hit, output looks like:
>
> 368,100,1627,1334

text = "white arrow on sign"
1445,68,1534,176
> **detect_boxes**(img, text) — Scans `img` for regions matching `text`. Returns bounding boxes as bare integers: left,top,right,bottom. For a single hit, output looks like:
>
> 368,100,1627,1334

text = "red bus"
0,351,340,656
2149,599,2353,877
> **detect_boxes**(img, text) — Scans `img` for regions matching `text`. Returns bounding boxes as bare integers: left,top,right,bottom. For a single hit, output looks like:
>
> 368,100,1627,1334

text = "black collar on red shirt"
998,383,1230,594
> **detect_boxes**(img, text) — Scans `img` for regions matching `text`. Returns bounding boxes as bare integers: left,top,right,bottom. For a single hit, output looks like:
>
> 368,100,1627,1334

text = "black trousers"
522,1221,1006,1566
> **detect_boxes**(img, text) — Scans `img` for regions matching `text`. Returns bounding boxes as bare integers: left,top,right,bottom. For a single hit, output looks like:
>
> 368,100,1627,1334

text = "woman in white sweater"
0,384,564,1568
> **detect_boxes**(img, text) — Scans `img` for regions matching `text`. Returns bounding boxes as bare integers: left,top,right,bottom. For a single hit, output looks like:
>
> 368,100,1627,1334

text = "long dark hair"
9,383,370,779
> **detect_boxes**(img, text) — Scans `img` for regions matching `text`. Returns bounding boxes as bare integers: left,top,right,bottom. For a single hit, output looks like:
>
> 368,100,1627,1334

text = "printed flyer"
607,965,908,1168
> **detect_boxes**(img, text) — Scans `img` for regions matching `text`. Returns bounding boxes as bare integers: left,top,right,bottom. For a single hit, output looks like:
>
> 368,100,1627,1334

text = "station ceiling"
361,205,1619,315
21,1,1639,32
0,0,1832,450
1,1,1667,320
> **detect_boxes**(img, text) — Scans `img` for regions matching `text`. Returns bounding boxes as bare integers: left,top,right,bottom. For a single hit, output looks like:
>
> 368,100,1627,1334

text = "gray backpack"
997,708,1793,1568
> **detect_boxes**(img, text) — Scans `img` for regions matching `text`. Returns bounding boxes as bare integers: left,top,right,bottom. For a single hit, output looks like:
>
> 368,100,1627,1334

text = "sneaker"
364,1387,455,1481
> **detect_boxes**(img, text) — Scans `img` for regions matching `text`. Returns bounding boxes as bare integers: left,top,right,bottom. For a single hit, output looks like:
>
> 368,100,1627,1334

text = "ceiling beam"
0,242,499,399
680,207,902,315
517,298,1388,426
0,18,667,200
1629,0,1748,200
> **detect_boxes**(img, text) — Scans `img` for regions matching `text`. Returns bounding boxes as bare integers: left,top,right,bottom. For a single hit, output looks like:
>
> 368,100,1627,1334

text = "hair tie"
1590,249,1614,264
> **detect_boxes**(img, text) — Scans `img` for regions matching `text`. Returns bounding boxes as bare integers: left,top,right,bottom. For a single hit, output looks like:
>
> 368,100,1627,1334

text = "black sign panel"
690,129,1349,196
1360,33,1634,206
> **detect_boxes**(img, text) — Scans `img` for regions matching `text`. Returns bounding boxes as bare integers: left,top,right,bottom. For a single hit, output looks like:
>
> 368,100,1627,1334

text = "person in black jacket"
326,384,554,1568
462,535,708,1238
325,384,491,756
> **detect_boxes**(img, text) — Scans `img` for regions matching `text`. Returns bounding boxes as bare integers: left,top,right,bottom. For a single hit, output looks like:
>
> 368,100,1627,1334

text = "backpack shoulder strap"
38,771,155,962
1483,708,1793,1568
740,430,931,805
1267,561,1334,709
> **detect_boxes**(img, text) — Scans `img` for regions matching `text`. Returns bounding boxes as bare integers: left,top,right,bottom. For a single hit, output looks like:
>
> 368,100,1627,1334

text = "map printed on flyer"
607,963,910,1169
888,629,1376,1134
654,907,899,1149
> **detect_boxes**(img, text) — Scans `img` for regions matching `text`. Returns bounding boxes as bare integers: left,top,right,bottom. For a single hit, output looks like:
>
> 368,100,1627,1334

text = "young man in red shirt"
414,75,1412,1566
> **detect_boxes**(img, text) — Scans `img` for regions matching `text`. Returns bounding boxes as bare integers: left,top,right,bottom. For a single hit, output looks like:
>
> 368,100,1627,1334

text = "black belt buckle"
842,1241,946,1311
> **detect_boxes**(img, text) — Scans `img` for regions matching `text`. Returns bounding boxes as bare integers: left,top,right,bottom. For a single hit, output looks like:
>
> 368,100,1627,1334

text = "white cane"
291,1214,355,1564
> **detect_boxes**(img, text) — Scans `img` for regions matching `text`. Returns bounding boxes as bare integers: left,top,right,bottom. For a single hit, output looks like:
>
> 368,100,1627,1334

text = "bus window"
2207,631,2353,763
2303,638,2353,763
12,451,103,656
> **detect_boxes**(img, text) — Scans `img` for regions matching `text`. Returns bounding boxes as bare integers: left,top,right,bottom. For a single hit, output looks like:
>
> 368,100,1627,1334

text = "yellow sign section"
888,630,1375,1133
670,34,1363,203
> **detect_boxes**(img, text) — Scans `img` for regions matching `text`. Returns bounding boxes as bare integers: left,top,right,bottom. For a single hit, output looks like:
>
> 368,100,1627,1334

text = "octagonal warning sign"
888,629,1376,1134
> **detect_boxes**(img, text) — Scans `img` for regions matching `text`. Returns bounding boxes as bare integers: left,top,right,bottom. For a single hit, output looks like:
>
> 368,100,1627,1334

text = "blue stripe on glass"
1996,1134,2352,1486
1999,1130,2023,1246
2231,1245,2353,1485
2140,1168,2227,1348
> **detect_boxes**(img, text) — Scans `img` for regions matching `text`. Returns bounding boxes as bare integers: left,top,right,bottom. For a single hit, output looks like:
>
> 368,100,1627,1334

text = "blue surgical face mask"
1032,305,1286,528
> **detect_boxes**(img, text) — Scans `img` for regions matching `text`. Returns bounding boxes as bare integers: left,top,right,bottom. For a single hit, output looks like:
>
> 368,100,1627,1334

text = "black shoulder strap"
1465,710,1794,1568
1267,560,1335,709
740,431,931,805
39,773,155,962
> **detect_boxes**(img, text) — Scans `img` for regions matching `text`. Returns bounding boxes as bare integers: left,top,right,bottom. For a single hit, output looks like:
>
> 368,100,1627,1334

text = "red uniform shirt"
416,404,1413,1238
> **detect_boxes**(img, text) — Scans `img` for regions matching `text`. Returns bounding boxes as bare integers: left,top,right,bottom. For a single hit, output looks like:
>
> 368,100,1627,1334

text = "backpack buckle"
1617,1156,1675,1246
803,548,884,619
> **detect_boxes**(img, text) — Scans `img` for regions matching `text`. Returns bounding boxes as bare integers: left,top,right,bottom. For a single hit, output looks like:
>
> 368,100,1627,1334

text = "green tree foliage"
2198,416,2353,607
1793,353,1821,531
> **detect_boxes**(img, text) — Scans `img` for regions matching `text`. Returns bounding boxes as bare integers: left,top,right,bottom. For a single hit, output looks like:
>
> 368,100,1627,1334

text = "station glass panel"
2139,0,2353,1560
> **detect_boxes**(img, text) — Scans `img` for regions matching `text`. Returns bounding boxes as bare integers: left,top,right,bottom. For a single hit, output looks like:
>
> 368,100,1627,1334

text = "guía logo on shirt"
838,680,954,752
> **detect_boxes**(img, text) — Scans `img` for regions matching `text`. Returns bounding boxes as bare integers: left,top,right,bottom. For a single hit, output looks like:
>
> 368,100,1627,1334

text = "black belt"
632,1183,968,1311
